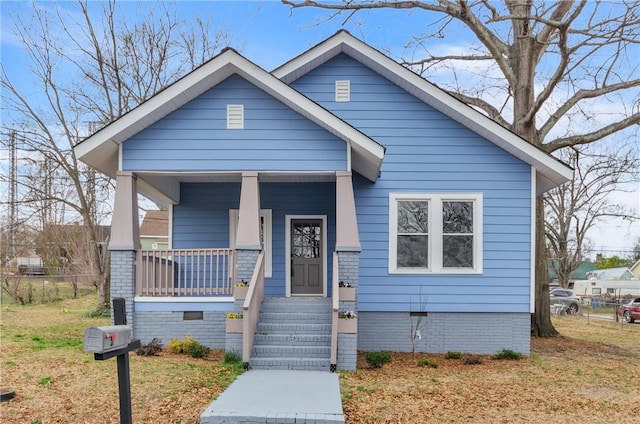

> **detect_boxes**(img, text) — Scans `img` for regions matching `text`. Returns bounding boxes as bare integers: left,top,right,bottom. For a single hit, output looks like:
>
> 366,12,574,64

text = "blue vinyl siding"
292,54,533,313
122,75,346,172
172,182,336,297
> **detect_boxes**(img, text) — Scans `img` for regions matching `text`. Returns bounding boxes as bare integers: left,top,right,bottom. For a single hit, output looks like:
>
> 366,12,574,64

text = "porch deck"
200,370,345,424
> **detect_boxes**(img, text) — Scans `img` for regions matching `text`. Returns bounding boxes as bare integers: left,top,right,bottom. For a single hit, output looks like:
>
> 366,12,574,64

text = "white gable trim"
274,31,572,194
74,48,384,182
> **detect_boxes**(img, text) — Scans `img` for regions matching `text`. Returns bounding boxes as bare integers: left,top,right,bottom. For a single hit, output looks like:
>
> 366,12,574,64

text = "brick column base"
110,250,136,329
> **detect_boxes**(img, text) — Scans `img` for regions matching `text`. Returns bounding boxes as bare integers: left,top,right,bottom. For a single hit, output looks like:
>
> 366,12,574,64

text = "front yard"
1,295,638,423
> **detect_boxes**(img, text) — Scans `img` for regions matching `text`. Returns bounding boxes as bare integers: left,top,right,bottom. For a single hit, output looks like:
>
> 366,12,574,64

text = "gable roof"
273,30,572,194
587,267,637,280
548,260,597,281
73,47,385,195
139,210,169,237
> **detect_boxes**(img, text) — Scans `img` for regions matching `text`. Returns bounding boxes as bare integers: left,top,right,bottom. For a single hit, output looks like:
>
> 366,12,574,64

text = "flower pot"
233,285,249,300
338,287,356,301
338,318,357,334
225,318,243,333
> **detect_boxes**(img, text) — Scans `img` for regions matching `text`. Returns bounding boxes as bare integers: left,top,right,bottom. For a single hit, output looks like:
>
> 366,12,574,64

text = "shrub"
136,338,163,356
417,358,438,368
167,338,183,354
444,351,463,360
87,307,111,318
366,351,392,369
463,356,483,365
182,337,210,358
223,350,242,364
492,349,522,360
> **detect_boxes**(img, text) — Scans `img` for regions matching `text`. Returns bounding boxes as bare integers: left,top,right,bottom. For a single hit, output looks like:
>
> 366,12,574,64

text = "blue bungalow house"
74,31,572,371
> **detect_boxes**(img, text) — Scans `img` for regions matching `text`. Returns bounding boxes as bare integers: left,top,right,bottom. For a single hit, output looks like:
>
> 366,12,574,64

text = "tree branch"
545,112,640,153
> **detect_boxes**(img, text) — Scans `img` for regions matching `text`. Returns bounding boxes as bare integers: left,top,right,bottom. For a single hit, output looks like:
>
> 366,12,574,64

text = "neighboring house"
74,31,572,370
587,267,637,280
630,259,640,279
139,210,169,250
548,260,598,287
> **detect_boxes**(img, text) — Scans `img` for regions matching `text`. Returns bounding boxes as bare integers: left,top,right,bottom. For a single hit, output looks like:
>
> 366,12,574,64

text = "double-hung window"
389,193,482,274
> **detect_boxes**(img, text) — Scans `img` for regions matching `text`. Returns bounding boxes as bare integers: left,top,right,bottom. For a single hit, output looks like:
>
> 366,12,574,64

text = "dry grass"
1,297,639,424
0,295,241,424
341,317,640,423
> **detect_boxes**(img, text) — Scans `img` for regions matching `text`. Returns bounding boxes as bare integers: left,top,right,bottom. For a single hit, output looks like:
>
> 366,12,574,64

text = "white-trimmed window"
229,209,272,278
389,193,482,274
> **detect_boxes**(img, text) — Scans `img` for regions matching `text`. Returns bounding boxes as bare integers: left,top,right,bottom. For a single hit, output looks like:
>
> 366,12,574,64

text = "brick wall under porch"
134,310,228,349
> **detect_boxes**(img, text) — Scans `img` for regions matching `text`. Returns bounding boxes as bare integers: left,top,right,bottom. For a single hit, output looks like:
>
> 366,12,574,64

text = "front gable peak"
273,31,572,194
74,44,384,184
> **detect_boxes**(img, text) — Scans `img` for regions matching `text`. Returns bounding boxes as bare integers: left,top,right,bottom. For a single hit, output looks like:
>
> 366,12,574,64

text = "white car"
550,288,580,314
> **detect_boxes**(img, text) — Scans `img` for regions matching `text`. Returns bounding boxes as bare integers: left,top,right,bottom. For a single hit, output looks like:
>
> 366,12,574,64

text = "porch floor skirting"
200,370,344,424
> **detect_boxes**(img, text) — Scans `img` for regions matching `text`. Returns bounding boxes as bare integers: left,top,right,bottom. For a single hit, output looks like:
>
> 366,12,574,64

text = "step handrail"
242,251,266,364
330,252,339,370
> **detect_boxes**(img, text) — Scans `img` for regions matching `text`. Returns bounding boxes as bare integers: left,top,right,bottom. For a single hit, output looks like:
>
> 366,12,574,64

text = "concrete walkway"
200,370,345,424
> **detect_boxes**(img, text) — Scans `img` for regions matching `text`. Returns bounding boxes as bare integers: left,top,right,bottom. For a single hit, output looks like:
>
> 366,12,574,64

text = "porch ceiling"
137,171,338,207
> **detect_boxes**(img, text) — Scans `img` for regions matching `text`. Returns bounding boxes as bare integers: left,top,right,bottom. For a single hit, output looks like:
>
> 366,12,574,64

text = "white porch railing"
136,249,235,297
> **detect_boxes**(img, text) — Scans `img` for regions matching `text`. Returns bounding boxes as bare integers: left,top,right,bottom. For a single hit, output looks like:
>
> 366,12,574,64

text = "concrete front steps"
249,297,333,371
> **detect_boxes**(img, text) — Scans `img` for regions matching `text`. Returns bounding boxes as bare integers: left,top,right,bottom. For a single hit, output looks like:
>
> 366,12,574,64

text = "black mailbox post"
85,298,140,424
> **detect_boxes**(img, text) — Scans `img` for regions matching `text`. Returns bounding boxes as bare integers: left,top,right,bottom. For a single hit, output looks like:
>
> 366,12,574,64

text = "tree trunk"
532,196,558,337
95,266,110,309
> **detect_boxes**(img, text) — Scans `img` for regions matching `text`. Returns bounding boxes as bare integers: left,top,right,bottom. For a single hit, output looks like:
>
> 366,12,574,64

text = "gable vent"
227,104,244,129
335,80,350,102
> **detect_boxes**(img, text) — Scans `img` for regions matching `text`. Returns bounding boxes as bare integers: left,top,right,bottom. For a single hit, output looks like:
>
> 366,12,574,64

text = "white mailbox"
84,325,132,354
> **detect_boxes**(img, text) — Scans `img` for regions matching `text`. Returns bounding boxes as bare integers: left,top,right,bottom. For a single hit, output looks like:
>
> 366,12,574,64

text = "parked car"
618,297,640,323
549,289,580,314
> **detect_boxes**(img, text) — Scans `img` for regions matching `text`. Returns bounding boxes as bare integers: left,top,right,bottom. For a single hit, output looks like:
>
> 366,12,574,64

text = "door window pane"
292,222,321,259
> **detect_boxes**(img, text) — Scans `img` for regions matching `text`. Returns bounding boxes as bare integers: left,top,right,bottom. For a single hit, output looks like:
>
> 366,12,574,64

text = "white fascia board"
275,31,572,189
273,34,346,83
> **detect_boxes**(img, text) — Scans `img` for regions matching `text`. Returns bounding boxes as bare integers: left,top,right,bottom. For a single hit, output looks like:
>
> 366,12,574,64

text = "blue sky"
1,1,433,80
1,1,638,256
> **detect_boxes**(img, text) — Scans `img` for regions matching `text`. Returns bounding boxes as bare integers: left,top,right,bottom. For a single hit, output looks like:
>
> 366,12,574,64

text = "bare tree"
282,0,640,336
1,1,230,309
546,145,639,288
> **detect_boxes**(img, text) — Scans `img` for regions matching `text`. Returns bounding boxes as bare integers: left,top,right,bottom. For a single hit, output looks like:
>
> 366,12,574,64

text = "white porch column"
109,172,141,251
336,171,361,252
236,172,262,250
